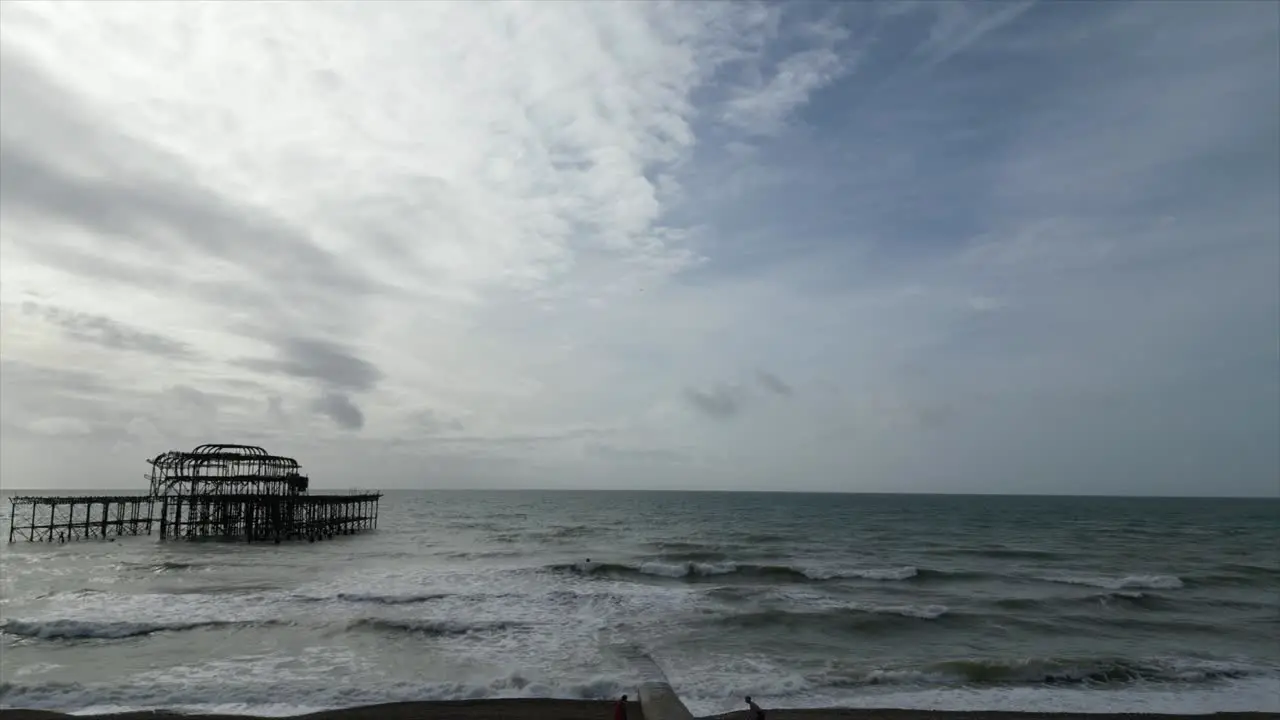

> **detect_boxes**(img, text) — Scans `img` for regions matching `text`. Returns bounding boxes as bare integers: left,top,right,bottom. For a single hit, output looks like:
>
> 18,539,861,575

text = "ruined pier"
7,443,381,544
6,495,156,543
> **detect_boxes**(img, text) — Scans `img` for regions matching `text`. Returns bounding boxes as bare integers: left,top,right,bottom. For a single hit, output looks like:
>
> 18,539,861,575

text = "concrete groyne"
614,643,697,720
638,680,696,720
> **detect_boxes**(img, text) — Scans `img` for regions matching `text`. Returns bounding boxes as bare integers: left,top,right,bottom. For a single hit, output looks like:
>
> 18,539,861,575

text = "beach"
1,702,1277,720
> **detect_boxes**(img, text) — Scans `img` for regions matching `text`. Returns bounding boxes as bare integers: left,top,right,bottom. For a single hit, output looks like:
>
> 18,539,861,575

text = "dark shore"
1,700,1274,720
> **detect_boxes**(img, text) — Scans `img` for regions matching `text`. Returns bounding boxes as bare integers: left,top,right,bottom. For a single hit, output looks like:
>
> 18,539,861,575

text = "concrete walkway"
637,680,695,720
614,643,697,720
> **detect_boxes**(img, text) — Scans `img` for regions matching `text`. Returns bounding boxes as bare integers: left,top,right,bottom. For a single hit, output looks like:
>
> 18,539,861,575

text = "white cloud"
27,417,93,438
0,1,1275,496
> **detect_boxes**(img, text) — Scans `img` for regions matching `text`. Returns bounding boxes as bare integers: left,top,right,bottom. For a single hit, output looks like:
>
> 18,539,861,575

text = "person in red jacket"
613,694,628,720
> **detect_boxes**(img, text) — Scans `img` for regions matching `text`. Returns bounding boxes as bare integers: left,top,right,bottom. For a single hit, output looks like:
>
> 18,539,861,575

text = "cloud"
267,396,287,425
756,370,793,396
236,337,383,393
311,392,365,432
684,384,746,421
0,47,377,336
233,336,384,429
0,2,1275,496
22,302,197,360
27,417,94,438
584,442,689,465
911,1,1037,69
411,409,466,435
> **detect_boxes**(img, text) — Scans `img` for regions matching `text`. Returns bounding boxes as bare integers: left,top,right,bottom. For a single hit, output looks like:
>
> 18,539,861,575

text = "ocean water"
1,491,1277,717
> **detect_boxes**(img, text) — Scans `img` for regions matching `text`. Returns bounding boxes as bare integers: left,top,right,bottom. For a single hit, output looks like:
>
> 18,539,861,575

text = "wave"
158,583,285,596
121,560,207,573
0,672,636,715
807,565,919,581
652,550,733,563
905,567,1014,583
740,533,789,543
294,587,673,608
951,547,1065,560
994,591,1279,618
345,618,525,638
1037,573,1184,590
712,600,1232,638
539,524,599,539
551,561,918,582
822,655,1270,688
995,591,1171,612
30,588,104,601
1195,563,1280,587
998,610,1229,637
1220,561,1280,576
3,663,1276,718
715,603,951,633
643,540,722,552
329,592,449,605
3,615,525,642
434,549,527,560
0,618,285,640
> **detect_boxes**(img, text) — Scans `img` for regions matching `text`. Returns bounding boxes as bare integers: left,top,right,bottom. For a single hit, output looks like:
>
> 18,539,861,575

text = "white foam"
0,672,641,716
5,669,1277,718
802,565,919,581
1039,573,1184,590
761,588,948,620
1,619,247,640
636,561,739,578
849,602,948,620
678,676,1280,717
3,530,1274,719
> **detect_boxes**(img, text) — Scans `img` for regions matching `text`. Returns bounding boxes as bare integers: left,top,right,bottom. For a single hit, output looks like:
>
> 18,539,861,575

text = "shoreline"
1,700,1276,720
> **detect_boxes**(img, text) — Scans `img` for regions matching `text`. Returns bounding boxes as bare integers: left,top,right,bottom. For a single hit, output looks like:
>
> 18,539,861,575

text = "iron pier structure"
7,444,381,544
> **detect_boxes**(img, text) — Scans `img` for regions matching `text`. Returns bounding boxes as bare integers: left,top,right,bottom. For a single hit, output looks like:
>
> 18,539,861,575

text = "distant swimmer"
745,696,765,720
613,693,628,720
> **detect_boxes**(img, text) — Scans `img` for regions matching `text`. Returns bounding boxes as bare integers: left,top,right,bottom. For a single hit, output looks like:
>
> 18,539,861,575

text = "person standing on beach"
745,695,765,720
614,694,628,720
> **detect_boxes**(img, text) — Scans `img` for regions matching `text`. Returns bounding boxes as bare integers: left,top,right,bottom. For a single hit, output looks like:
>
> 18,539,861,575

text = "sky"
0,1,1276,496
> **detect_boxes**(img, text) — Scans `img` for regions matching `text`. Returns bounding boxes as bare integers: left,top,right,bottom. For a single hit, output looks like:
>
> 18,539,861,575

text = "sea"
1,491,1277,717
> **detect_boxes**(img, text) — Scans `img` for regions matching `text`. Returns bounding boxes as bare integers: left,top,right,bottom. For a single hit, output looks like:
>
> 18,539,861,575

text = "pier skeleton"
7,443,381,544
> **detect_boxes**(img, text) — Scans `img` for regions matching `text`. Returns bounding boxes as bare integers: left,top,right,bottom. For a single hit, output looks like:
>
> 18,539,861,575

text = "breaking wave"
714,603,952,633
3,616,527,642
0,673,637,715
297,592,450,606
121,561,207,573
1037,574,1184,590
822,656,1269,688
0,618,286,640
552,561,918,582
345,618,526,637
995,591,1172,611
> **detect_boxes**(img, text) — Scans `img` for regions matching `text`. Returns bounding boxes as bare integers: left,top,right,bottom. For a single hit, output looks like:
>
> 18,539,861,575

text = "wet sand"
0,700,1273,720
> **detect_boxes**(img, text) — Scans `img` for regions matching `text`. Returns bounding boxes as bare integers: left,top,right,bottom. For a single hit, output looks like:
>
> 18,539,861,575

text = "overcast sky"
1,1,1276,496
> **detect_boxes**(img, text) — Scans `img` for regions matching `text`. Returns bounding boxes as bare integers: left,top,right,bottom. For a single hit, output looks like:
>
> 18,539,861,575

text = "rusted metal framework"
7,443,381,544
156,492,380,542
148,443,309,497
7,495,155,543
